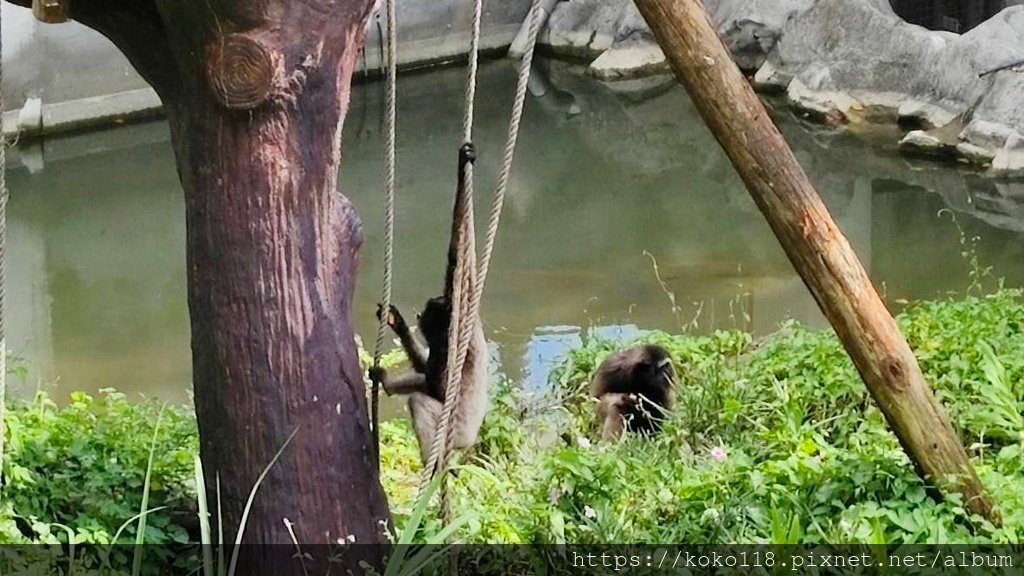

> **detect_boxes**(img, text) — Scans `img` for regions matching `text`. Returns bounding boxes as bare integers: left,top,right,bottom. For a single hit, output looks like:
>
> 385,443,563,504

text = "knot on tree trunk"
206,32,284,110
32,0,70,23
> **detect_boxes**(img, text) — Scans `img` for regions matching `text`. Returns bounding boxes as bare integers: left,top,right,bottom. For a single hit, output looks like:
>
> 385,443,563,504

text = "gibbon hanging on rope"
369,144,488,467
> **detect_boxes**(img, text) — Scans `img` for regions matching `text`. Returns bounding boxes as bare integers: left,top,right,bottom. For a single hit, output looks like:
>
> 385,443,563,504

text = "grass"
386,288,1024,544
2,289,1023,560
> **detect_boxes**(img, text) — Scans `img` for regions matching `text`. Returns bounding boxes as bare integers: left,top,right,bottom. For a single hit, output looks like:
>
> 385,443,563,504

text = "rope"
477,0,543,299
461,0,483,144
418,0,484,493
0,2,7,473
369,0,398,463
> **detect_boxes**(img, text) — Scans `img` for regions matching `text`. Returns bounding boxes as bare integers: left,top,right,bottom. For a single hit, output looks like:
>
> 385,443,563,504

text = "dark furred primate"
368,143,488,465
590,344,676,441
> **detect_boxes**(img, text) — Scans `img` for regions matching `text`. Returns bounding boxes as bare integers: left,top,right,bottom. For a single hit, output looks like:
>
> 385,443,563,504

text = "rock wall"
539,0,811,76
760,0,1024,176
537,0,1024,176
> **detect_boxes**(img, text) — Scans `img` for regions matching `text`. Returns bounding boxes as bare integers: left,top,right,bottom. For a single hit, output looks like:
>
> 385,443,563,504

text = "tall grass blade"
132,406,165,576
383,473,444,576
227,426,300,576
195,455,214,576
217,474,225,576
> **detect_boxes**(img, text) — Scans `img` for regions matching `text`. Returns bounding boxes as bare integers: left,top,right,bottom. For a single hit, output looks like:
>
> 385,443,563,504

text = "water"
7,59,1024,406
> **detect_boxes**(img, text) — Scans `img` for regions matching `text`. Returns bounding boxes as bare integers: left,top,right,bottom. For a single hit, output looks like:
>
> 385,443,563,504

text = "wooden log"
633,0,999,523
31,0,68,23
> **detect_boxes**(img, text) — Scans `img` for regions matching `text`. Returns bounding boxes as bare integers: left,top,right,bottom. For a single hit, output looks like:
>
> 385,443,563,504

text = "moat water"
7,60,1024,410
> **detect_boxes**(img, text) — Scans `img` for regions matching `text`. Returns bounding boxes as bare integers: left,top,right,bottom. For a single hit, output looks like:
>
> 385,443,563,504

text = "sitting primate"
368,143,488,466
590,344,676,441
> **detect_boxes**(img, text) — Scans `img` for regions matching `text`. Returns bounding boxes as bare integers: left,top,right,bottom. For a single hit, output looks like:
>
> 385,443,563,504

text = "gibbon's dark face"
417,296,450,343
634,345,675,388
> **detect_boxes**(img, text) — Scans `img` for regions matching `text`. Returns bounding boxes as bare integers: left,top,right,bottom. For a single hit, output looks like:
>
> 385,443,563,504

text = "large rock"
540,0,811,79
763,0,981,121
707,0,814,71
760,0,1024,171
587,40,669,80
992,133,1024,176
540,0,636,59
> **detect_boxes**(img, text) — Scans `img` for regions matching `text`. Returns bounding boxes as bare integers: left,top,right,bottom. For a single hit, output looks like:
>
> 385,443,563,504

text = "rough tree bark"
633,0,999,522
9,0,393,562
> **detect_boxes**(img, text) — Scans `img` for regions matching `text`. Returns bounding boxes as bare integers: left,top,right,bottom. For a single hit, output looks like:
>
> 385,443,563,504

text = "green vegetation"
1,389,196,546
3,290,1023,547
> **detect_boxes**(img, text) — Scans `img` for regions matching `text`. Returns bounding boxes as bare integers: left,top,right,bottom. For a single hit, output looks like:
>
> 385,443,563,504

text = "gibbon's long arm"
379,304,428,373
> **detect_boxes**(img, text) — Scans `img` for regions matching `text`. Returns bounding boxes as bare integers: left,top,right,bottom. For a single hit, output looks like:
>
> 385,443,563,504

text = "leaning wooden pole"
634,0,998,522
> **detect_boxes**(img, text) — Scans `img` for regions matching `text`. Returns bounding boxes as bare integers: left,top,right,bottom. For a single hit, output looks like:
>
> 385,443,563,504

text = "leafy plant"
4,289,1024,555
2,389,197,546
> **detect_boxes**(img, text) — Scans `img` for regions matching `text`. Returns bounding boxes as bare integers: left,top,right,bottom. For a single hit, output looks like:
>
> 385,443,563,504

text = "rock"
961,119,1015,150
541,0,627,59
753,60,792,92
955,142,996,165
787,78,854,124
541,0,812,77
970,70,1024,144
587,41,668,80
614,1,654,43
599,74,677,100
764,0,981,123
17,97,44,136
897,100,957,130
991,132,1024,176
960,7,1024,73
540,0,1024,163
706,0,813,71
899,130,955,158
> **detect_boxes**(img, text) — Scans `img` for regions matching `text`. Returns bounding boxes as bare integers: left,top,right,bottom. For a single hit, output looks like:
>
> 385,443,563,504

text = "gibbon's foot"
368,366,387,388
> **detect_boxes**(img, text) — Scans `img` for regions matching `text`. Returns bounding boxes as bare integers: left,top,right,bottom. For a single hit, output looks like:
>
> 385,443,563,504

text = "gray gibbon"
369,143,488,465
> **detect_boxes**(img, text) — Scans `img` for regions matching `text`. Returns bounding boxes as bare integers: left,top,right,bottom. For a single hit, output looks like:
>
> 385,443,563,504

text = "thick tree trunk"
163,3,392,554
633,0,999,522
10,0,392,563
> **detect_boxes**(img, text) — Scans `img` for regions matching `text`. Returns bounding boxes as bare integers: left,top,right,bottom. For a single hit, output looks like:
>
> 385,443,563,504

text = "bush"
4,290,1023,545
393,289,1024,544
1,389,197,545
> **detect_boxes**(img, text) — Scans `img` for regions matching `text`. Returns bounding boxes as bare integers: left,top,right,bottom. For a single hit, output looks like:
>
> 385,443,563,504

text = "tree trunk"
633,0,999,522
10,0,393,563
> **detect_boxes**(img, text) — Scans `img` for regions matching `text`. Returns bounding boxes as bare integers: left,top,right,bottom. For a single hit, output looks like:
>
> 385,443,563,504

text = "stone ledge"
3,88,164,140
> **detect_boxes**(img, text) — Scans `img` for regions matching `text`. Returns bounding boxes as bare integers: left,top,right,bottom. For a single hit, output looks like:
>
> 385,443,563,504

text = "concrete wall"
2,4,146,110
1,0,531,112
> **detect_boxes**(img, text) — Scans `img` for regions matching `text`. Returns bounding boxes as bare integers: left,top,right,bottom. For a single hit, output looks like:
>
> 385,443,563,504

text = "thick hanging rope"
476,0,543,307
369,0,398,463
419,0,485,490
0,2,7,472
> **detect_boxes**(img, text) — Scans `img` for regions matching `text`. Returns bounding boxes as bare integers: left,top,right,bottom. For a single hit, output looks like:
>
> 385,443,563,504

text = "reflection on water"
7,60,1024,406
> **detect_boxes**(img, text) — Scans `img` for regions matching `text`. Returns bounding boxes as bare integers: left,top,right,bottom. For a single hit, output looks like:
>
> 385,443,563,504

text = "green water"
7,60,1024,405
